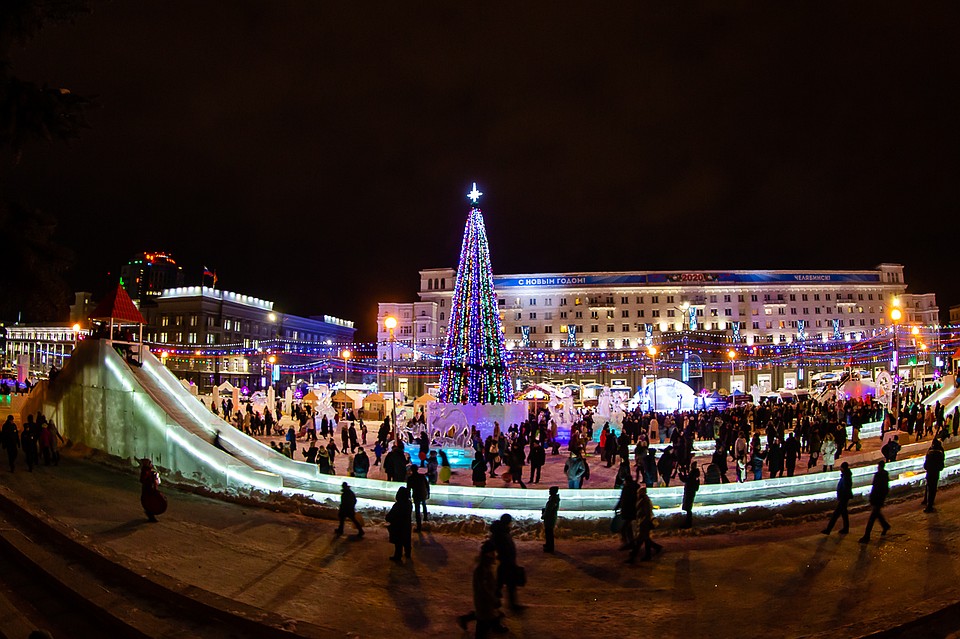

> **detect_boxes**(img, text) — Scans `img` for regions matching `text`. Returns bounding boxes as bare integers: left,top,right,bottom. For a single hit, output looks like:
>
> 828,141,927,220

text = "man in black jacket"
859,460,891,543
922,439,945,512
335,482,364,537
822,462,853,535
406,466,430,532
528,440,545,484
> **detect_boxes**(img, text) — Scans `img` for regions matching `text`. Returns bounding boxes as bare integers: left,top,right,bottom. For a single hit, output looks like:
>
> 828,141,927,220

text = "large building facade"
141,286,355,391
378,263,939,394
120,252,185,306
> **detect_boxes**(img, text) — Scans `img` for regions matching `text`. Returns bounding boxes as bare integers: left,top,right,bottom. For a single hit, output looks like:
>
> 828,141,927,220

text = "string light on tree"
437,183,513,405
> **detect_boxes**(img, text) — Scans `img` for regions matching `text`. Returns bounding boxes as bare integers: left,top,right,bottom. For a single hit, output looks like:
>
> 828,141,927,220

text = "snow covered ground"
2,452,959,638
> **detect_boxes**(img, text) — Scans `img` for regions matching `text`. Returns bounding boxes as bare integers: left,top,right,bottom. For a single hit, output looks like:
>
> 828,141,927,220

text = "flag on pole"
203,266,218,288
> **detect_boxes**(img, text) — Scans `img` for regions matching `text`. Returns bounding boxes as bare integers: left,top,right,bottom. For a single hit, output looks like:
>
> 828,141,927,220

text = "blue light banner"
493,272,881,288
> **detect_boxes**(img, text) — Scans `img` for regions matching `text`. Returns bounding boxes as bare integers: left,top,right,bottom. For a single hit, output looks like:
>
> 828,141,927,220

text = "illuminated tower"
437,183,513,405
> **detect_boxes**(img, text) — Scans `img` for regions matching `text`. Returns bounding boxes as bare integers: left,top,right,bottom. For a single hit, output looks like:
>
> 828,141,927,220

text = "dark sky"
5,1,959,340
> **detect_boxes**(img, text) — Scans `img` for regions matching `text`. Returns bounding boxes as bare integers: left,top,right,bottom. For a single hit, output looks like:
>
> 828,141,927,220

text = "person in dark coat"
21,416,39,472
783,433,801,477
679,463,700,528
1,415,20,472
386,486,412,562
528,440,545,484
383,443,407,482
457,541,505,636
615,475,639,550
406,466,430,531
348,423,359,453
922,438,945,512
353,447,370,478
490,514,524,610
139,458,167,523
657,447,676,486
417,430,430,467
541,486,560,553
335,482,364,537
471,455,488,487
642,447,658,488
859,460,891,543
821,462,853,535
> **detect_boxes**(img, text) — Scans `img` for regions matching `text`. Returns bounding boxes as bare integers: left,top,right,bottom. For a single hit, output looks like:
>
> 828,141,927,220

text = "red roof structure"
89,284,146,325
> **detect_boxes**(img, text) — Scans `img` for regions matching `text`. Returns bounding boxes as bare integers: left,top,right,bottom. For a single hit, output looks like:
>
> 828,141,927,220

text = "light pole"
890,305,902,380
71,323,81,367
384,315,398,431
341,349,351,393
678,302,691,383
727,349,737,392
647,345,658,413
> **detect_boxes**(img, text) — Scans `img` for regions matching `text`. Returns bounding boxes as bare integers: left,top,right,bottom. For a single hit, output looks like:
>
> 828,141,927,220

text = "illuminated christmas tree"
437,183,513,405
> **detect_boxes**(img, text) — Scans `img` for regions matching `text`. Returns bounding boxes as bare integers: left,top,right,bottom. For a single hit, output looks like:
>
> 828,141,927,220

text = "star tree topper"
467,182,483,204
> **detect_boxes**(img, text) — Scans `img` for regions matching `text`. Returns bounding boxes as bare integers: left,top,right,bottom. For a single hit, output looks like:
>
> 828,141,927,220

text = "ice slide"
33,340,960,521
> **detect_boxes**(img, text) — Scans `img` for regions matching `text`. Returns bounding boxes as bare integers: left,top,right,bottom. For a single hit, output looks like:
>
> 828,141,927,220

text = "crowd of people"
1,411,65,472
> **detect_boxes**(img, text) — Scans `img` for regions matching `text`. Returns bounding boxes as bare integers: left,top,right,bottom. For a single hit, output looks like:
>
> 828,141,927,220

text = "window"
667,296,675,303
710,295,717,303
606,339,616,348
738,295,745,302
545,298,553,306
751,295,758,302
160,332,168,342
440,312,445,320
752,322,759,330
175,315,183,326
789,294,796,302
606,310,615,319
606,324,614,332
622,310,630,318
223,319,232,330
591,325,599,333
529,312,537,319
514,327,522,334
529,298,537,306
498,299,505,307
651,310,660,317
724,309,732,316
544,325,553,333
621,296,629,304
826,294,832,301
622,324,630,332
637,310,645,318
667,310,676,318
814,294,821,301
420,325,426,333
560,312,567,319
544,312,553,320
161,316,169,327
606,296,614,304
591,339,599,348
651,296,659,304
591,310,599,319
440,299,445,307
790,308,797,315
710,309,719,317
515,312,522,320
637,296,644,304
575,311,583,319
858,294,864,301
724,295,731,303
560,298,568,306
206,333,216,344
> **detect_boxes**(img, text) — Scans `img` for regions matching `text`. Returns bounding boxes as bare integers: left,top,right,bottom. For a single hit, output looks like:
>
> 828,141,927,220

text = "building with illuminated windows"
377,263,940,395
141,286,355,391
120,252,185,306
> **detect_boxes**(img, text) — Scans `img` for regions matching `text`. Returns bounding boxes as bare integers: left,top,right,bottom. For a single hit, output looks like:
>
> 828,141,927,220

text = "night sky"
4,1,959,340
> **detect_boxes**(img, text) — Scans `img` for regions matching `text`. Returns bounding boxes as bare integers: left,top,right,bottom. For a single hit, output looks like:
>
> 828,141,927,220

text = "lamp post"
341,349,351,394
647,345,658,413
677,302,691,383
384,315,398,431
890,306,902,380
71,323,81,366
727,349,737,392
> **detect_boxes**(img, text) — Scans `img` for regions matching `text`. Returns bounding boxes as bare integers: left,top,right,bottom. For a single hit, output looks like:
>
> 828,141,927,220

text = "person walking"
922,438,945,512
627,485,662,563
615,475,639,551
784,433,801,477
821,461,853,535
1,415,20,472
334,482,364,537
679,463,700,528
541,486,560,553
457,541,505,637
386,486,412,563
139,459,167,523
859,460,891,543
563,452,586,489
406,466,430,531
490,514,524,611
20,417,38,472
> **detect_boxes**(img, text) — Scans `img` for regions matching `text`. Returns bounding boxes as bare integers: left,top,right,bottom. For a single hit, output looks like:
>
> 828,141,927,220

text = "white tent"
644,378,697,412
217,381,235,393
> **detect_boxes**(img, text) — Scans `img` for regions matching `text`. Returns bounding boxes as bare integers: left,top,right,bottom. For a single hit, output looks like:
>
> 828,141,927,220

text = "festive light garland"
437,190,513,404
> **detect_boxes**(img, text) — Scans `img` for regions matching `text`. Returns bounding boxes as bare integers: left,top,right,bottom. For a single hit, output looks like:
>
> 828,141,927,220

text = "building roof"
89,284,146,325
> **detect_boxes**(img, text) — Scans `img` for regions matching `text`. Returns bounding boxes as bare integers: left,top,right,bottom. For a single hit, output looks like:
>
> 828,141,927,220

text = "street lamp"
647,345,658,413
160,351,169,366
727,349,737,390
890,306,902,381
341,349,351,393
676,302,692,382
384,315,398,431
